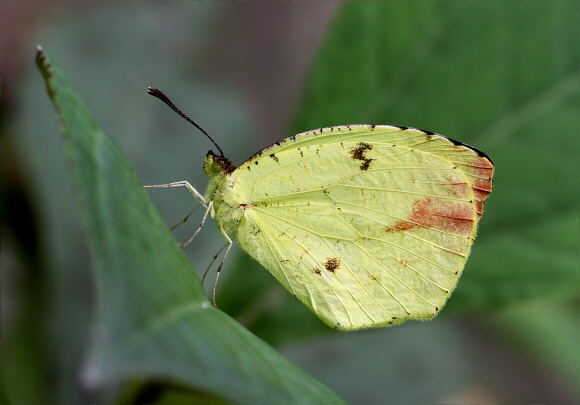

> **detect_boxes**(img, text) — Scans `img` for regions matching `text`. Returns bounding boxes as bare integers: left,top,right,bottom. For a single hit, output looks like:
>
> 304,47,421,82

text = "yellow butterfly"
146,88,494,330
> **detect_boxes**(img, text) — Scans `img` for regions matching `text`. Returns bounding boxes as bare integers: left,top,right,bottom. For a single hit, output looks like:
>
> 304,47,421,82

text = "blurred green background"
1,1,578,404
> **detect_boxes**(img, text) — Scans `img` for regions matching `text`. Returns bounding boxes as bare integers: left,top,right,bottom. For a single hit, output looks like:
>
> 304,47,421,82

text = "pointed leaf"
36,47,345,405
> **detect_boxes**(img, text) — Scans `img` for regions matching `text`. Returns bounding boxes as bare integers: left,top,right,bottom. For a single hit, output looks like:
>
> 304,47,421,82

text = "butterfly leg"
201,242,228,285
211,241,233,307
170,204,201,231
199,227,233,306
180,201,213,248
144,181,208,208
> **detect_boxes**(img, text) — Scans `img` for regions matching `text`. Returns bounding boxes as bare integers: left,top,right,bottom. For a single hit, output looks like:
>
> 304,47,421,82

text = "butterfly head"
204,150,235,176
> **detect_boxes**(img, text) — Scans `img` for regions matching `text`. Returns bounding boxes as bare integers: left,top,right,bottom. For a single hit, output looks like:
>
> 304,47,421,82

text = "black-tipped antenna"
147,87,225,157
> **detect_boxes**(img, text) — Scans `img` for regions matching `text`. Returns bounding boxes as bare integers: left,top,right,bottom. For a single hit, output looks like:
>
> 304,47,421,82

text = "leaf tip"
35,45,46,64
35,45,51,77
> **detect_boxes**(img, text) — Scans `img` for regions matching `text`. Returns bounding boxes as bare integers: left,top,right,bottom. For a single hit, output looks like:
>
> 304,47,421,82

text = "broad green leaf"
36,47,345,405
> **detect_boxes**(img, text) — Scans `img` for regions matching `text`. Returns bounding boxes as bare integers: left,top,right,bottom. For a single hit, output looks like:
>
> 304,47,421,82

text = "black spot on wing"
324,257,340,273
421,129,436,140
349,142,374,171
360,160,372,171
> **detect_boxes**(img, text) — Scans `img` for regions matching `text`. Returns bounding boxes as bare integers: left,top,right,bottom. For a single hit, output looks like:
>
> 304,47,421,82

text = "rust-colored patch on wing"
468,156,494,215
452,182,470,198
323,257,340,273
385,220,416,232
472,177,492,200
386,197,474,236
472,156,494,177
445,175,470,198
412,198,474,235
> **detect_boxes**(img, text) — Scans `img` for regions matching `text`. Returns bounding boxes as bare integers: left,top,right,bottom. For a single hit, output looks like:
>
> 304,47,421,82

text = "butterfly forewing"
230,125,493,330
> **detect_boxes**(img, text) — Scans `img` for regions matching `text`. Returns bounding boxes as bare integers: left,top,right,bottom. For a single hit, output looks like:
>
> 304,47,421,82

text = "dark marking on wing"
313,268,322,275
422,129,435,140
269,153,279,163
349,142,374,171
324,257,340,273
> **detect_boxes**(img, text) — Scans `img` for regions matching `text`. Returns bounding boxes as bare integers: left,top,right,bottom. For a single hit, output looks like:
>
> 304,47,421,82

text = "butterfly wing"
230,125,493,330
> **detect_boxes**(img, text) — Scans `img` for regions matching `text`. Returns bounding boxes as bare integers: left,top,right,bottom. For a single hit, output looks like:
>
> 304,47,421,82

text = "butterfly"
146,88,494,331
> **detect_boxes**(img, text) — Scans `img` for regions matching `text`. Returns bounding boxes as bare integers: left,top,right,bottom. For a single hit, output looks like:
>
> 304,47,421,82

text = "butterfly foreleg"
144,181,208,208
145,181,213,247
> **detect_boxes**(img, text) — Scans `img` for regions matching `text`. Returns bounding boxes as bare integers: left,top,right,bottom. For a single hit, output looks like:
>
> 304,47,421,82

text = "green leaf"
35,47,345,405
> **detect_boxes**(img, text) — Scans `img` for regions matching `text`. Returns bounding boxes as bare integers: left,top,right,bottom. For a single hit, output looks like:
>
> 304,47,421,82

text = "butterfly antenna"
147,87,225,157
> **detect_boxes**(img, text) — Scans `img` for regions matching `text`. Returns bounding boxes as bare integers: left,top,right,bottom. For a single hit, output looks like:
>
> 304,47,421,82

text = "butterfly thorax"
203,151,244,237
